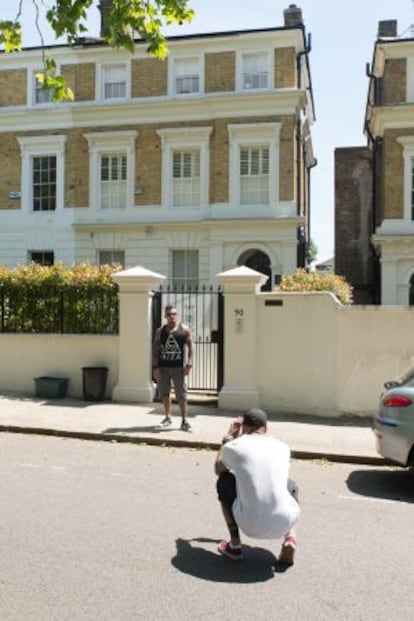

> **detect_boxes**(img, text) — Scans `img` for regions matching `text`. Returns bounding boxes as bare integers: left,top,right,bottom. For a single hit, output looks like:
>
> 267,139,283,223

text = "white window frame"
84,131,137,210
237,50,272,92
172,150,201,207
29,68,58,106
29,250,55,265
171,249,199,289
239,145,270,205
397,136,414,221
96,61,130,102
156,127,212,209
170,55,203,96
98,249,125,267
228,123,281,207
18,135,67,213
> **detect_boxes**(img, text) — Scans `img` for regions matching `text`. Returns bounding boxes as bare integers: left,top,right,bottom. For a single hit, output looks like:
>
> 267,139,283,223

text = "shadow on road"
171,537,290,583
346,468,414,503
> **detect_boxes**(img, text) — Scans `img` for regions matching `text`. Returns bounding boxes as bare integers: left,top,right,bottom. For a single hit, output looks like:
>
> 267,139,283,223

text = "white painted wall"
2,271,414,417
0,334,118,398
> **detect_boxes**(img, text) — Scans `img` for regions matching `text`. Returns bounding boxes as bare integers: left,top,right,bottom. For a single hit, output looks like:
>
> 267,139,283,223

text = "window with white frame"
102,63,127,100
29,251,54,265
172,150,200,207
32,155,57,211
100,154,127,209
228,123,281,207
397,136,414,220
157,127,212,209
241,52,269,90
173,57,201,95
84,131,137,210
98,250,125,267
34,72,54,104
171,249,199,289
240,146,269,204
18,135,67,213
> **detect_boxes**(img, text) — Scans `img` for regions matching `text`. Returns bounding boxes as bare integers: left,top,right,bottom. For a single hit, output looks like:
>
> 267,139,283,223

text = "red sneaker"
218,540,243,561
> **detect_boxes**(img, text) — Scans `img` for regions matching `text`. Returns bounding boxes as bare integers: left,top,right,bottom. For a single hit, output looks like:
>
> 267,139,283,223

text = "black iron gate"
152,285,224,393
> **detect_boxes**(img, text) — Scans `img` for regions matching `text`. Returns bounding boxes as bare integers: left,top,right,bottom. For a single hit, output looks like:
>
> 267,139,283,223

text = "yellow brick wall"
65,130,90,207
135,125,162,204
205,52,236,93
382,59,406,105
0,69,27,107
1,115,297,210
381,129,413,218
131,58,167,97
210,120,229,203
62,63,96,101
68,63,96,101
0,133,22,209
275,47,296,88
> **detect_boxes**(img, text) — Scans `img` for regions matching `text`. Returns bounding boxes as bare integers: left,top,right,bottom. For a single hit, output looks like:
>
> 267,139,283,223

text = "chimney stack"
283,4,303,27
99,0,113,38
377,20,397,38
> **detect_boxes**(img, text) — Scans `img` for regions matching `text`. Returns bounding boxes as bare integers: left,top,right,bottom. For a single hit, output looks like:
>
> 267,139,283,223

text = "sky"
9,0,414,263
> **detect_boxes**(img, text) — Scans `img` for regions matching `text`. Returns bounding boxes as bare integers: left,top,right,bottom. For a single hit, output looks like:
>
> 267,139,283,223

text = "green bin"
34,376,69,399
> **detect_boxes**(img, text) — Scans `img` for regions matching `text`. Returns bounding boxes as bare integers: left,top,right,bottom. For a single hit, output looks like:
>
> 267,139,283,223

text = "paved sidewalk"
0,392,383,465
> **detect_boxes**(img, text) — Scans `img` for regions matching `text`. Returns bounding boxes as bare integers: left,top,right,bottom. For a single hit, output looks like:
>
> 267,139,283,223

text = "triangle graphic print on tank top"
159,324,186,368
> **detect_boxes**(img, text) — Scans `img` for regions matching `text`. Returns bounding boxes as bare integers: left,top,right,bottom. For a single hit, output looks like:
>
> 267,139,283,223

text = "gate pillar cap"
113,265,166,292
217,266,267,293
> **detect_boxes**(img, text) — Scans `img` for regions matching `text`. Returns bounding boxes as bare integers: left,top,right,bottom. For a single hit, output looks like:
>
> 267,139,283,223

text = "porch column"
217,266,267,410
112,266,165,402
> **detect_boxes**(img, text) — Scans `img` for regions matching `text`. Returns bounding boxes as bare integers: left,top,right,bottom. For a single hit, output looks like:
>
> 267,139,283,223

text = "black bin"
82,367,108,401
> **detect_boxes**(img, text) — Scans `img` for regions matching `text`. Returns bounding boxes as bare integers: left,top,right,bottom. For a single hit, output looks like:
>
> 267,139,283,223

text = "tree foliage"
0,0,194,101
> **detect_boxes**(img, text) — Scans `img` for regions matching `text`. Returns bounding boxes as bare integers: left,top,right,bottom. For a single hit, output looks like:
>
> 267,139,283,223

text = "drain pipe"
296,33,314,265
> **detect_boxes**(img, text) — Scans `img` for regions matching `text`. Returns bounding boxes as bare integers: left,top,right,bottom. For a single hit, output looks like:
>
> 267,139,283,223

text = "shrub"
0,262,120,333
278,269,353,305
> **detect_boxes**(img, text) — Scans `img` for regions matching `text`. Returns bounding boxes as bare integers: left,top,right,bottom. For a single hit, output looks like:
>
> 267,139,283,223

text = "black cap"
243,408,267,428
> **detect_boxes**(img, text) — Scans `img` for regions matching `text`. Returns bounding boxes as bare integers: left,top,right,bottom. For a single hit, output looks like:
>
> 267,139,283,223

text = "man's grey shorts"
158,367,187,401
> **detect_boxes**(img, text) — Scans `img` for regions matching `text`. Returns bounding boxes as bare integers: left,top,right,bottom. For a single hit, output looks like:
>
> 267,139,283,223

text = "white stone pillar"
380,258,398,305
112,266,165,402
217,266,267,410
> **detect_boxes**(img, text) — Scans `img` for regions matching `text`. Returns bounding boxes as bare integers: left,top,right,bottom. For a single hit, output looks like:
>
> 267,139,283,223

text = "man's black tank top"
159,324,186,368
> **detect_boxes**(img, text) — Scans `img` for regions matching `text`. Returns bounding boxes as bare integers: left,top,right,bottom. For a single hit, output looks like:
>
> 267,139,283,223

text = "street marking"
16,463,41,468
110,472,126,477
338,494,400,505
51,466,67,471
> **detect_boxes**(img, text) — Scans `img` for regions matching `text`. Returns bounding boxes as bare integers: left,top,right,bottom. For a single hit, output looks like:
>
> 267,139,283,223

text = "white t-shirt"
221,433,300,539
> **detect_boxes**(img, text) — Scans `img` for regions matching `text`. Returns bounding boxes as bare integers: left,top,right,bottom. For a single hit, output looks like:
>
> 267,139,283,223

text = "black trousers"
216,471,299,509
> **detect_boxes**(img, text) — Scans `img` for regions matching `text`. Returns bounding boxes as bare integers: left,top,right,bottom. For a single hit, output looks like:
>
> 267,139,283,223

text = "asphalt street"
0,434,413,621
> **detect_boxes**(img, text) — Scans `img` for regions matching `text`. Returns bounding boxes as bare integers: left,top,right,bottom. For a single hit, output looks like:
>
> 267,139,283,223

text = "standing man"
215,408,300,564
152,304,193,431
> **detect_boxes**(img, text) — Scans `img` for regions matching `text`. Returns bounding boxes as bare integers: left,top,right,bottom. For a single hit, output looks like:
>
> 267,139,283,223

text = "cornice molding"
367,104,414,136
0,89,306,133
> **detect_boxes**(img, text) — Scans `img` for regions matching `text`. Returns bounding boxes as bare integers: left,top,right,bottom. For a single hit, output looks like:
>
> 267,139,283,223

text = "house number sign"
234,308,244,334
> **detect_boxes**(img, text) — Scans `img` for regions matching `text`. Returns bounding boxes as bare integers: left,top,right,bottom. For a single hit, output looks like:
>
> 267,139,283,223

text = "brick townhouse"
336,18,414,305
0,2,315,290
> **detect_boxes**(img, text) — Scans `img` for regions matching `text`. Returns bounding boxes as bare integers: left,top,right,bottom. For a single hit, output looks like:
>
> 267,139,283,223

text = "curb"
0,424,386,466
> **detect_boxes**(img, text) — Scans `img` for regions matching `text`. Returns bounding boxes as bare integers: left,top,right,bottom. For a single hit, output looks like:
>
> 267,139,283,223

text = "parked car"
373,368,414,476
